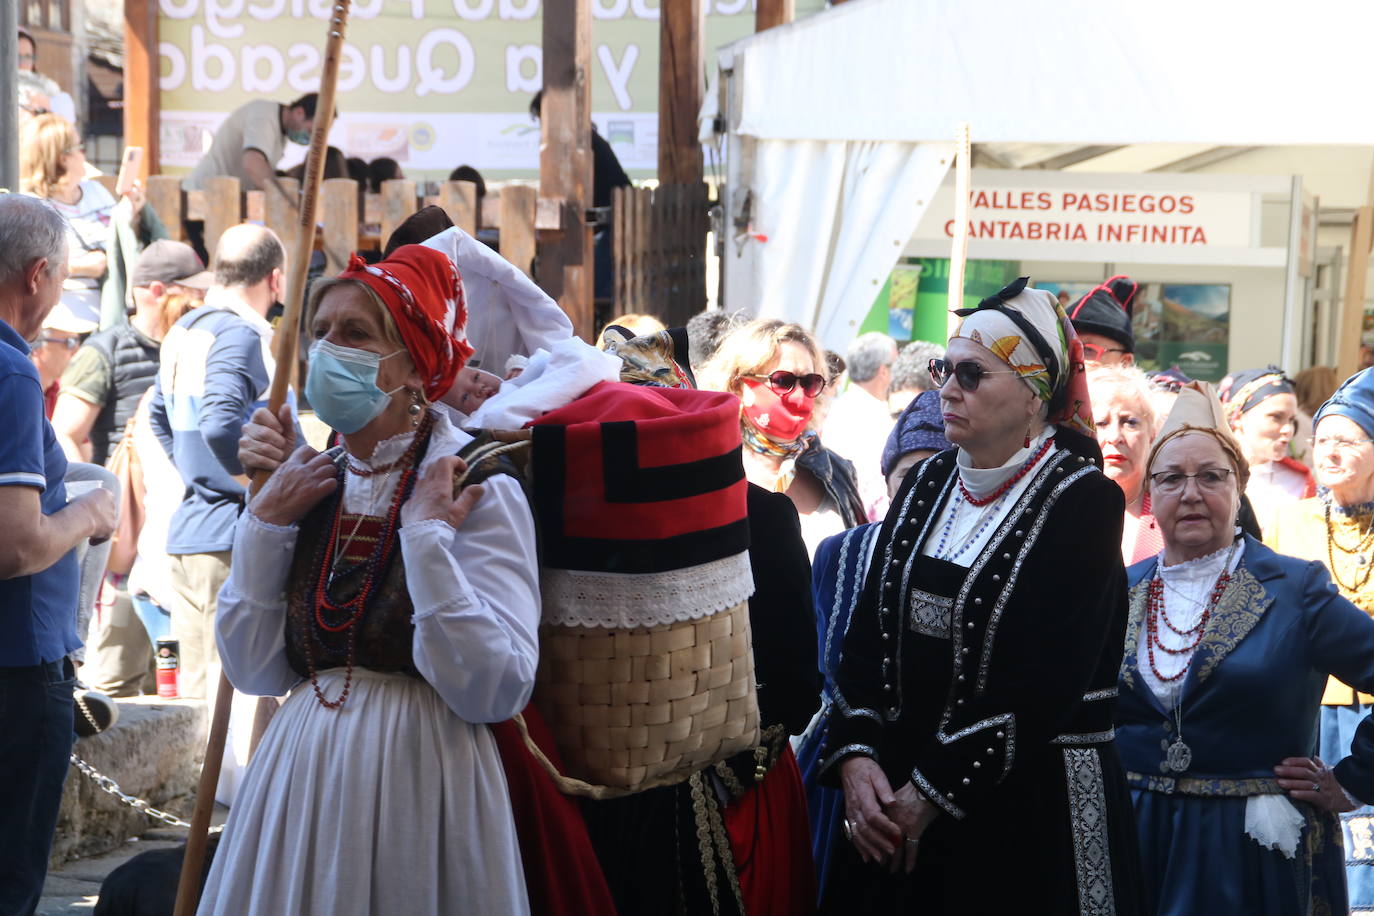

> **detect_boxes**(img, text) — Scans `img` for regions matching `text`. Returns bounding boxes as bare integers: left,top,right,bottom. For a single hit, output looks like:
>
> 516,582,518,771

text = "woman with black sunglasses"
701,319,865,555
817,277,1143,914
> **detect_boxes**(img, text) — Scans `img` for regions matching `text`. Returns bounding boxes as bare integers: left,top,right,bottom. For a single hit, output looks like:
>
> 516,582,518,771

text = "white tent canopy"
716,0,1374,350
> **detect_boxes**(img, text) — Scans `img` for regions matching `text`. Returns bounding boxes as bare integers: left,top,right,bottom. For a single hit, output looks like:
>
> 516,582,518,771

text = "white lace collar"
1158,537,1245,582
347,426,419,473
956,428,1055,500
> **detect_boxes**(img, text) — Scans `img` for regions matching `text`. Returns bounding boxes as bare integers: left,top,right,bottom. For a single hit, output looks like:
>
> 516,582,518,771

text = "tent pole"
946,123,972,338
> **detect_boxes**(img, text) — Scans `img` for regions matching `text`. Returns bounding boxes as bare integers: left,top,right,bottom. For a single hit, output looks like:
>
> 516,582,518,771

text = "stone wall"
53,696,207,867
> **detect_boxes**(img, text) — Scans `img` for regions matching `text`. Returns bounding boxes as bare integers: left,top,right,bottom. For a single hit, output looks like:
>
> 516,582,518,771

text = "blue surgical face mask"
305,339,405,434
287,128,311,145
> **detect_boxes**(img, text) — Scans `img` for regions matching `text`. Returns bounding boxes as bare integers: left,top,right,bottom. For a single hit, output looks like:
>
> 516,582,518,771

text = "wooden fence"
612,182,709,328
93,174,712,326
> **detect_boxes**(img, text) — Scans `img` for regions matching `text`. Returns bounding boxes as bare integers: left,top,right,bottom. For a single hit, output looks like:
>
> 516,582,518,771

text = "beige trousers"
83,581,152,697
167,551,232,700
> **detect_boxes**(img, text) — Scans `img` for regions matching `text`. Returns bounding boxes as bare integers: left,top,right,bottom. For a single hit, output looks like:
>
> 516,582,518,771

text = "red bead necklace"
1144,564,1231,683
302,411,433,710
957,436,1055,507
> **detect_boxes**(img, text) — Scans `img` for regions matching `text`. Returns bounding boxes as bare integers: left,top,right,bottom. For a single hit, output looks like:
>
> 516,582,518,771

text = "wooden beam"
659,0,703,185
379,178,418,250
537,0,594,340
146,175,184,241
321,178,358,276
500,185,538,279
202,177,241,263
755,0,793,31
439,180,478,235
123,0,159,172
264,177,301,256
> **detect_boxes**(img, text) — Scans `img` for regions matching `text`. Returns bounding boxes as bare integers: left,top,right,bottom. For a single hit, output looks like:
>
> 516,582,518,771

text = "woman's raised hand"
400,456,484,531
839,756,904,867
250,446,338,528
1275,756,1359,813
239,404,296,476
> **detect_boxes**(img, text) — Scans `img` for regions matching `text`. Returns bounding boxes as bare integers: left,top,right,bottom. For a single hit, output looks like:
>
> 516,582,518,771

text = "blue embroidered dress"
797,522,880,903
1118,535,1374,914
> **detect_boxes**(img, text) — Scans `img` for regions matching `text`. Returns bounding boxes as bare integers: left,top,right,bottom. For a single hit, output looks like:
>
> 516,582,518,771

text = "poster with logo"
1038,281,1230,381
155,0,825,179
863,258,1020,345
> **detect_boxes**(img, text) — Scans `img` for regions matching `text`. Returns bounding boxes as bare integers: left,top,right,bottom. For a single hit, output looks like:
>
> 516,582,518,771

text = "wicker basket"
532,600,760,794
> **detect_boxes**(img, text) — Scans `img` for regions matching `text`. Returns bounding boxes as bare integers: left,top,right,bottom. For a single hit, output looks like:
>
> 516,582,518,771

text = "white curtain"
738,138,954,352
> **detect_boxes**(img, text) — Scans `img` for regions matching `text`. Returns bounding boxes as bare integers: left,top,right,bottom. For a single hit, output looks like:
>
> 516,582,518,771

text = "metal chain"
68,753,224,834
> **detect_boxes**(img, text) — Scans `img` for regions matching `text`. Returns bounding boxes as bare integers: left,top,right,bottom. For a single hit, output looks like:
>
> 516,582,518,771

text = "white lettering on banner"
505,44,541,93
599,44,638,111
915,183,1252,250
337,43,366,92
499,0,538,19
247,0,285,19
371,44,412,93
712,0,751,15
286,43,321,89
631,0,660,19
452,0,494,19
415,29,475,96
160,0,198,19
351,0,384,18
191,26,237,91
242,43,286,91
159,41,187,91
205,0,246,38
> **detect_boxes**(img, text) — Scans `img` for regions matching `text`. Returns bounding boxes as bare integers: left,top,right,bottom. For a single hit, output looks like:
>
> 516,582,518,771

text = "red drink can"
155,638,180,698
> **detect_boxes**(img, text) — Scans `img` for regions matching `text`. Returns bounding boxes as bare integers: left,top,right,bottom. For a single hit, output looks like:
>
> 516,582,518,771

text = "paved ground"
38,807,227,915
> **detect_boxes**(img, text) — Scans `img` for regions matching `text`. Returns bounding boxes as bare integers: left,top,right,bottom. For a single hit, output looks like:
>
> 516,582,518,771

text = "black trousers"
0,657,75,916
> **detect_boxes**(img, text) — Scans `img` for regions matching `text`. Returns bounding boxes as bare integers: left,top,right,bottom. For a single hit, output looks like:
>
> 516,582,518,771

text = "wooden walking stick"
170,4,352,914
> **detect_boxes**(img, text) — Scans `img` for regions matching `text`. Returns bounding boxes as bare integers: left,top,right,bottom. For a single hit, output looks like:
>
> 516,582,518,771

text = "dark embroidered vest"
283,429,530,681
284,491,421,680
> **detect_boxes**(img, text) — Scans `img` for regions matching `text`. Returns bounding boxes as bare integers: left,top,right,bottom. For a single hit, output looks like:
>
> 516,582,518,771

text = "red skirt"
491,706,619,916
723,746,818,916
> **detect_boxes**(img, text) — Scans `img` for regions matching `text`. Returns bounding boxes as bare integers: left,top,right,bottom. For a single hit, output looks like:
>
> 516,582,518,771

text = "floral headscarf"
950,276,1094,437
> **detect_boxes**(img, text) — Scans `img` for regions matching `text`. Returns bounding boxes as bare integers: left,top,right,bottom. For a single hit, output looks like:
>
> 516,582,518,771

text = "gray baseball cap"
131,240,213,290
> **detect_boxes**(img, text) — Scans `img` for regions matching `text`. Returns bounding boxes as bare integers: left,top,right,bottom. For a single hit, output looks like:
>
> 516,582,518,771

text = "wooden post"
756,0,793,31
322,178,360,276
380,178,418,251
500,185,538,279
537,0,595,340
264,177,301,256
947,122,972,337
146,175,185,242
1338,158,1374,380
123,0,159,171
202,177,242,265
439,180,478,235
659,0,703,186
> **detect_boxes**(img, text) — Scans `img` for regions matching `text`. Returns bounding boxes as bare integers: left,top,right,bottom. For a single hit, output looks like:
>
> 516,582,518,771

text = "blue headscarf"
881,389,951,478
1315,367,1374,439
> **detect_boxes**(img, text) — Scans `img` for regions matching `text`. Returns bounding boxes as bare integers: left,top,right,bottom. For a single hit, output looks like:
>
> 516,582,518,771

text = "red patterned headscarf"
338,245,473,401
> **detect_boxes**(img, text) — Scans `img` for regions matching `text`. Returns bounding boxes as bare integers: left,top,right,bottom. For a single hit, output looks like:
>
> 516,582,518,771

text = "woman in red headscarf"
198,247,541,915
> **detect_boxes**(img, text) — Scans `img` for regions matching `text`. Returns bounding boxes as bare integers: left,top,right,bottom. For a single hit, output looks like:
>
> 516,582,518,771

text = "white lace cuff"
1244,794,1304,859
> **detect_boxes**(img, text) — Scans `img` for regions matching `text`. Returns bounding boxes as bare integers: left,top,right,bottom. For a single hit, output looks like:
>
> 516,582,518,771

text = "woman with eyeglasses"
818,278,1143,914
701,319,865,555
1265,367,1374,910
1220,367,1315,537
20,114,153,329
1115,379,1374,914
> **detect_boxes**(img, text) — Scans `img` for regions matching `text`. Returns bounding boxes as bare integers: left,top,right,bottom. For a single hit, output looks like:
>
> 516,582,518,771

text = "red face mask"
741,377,814,442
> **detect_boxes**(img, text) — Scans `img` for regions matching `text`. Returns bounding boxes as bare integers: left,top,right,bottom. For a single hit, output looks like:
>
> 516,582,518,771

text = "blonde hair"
151,290,201,341
699,318,825,398
1087,364,1159,439
19,113,79,199
306,276,407,352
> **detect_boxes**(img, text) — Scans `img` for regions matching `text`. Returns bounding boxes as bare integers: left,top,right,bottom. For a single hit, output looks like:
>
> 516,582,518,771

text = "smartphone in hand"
115,146,144,197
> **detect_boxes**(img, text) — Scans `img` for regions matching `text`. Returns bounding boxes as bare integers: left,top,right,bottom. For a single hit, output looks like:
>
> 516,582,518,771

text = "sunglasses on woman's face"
746,370,826,399
928,358,1023,392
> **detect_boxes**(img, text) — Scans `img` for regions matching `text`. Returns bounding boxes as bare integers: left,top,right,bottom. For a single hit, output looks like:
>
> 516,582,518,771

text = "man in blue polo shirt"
0,195,118,914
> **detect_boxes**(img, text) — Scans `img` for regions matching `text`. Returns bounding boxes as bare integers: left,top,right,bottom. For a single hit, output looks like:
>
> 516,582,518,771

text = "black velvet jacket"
821,433,1128,820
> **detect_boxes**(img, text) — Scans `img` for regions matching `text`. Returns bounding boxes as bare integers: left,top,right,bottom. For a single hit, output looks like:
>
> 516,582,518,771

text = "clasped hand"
839,756,939,874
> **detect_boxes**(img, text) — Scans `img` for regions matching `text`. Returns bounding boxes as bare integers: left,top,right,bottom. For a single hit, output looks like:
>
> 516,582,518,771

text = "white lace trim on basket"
542,552,755,628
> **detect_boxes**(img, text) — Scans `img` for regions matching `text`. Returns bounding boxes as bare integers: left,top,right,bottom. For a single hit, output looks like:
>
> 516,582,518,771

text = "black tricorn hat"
1068,275,1138,353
